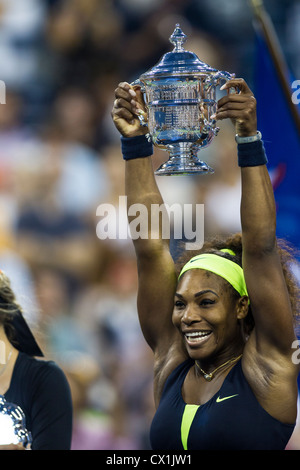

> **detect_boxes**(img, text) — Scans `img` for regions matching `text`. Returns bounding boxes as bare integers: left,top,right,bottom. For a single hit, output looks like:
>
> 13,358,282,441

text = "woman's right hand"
111,82,148,138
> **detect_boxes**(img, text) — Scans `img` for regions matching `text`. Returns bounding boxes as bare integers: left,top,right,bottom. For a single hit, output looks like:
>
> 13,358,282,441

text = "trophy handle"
200,77,221,137
214,71,236,93
130,79,148,128
131,79,145,93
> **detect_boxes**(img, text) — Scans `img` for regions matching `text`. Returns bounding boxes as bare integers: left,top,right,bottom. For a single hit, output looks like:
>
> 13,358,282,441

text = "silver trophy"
133,24,234,175
0,395,32,447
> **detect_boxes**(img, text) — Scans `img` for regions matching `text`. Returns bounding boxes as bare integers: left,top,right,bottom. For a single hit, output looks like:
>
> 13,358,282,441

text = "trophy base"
154,144,214,176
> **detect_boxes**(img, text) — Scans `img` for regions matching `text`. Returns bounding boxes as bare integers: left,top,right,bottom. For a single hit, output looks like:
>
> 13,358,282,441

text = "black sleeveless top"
4,352,72,449
150,359,295,450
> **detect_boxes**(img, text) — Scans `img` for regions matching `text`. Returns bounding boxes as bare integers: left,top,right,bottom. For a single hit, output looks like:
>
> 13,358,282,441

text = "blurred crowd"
0,0,299,450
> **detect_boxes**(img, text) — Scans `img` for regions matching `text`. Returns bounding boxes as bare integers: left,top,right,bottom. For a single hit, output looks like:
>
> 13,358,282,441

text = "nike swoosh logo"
216,394,239,403
190,256,208,262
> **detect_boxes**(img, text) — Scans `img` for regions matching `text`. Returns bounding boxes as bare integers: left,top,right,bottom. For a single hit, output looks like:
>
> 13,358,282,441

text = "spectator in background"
52,86,99,149
46,0,124,87
13,117,109,290
72,246,155,449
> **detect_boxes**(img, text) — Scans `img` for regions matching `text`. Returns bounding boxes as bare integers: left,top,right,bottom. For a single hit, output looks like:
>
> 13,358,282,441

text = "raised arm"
112,83,179,355
216,79,297,359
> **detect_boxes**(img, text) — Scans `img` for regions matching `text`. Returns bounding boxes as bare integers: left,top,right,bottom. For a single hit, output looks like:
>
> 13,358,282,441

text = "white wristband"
235,131,262,144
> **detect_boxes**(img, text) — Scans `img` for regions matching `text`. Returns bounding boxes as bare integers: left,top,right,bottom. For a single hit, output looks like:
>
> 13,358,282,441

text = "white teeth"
185,331,210,337
185,331,211,342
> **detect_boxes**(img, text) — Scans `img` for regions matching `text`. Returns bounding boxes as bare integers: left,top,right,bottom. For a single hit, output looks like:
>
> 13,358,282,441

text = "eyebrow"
175,290,219,299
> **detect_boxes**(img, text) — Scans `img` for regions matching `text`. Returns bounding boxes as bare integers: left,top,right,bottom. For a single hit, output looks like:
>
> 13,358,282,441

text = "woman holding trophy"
111,77,299,450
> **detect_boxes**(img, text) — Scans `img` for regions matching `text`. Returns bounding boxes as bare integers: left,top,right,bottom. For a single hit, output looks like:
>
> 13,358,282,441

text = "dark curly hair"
175,233,300,336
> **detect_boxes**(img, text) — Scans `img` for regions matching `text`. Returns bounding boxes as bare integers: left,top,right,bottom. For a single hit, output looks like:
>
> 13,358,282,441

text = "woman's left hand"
215,78,257,137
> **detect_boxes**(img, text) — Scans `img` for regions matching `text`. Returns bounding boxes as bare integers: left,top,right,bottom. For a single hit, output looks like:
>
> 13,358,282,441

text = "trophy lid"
140,24,223,79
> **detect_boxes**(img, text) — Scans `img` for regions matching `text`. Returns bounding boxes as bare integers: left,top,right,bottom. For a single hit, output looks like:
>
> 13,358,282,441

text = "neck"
195,350,243,381
197,335,245,372
0,326,9,347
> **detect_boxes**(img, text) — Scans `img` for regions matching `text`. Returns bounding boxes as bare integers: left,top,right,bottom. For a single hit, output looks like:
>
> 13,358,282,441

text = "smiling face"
172,269,247,363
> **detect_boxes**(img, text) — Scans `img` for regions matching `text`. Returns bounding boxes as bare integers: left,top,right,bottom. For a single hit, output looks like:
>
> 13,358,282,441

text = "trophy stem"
154,143,214,176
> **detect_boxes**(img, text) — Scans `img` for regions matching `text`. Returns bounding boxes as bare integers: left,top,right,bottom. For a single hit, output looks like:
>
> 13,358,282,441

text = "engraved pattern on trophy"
147,81,205,143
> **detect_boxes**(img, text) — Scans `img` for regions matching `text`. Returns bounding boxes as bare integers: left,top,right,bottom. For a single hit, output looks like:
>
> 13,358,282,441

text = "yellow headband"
178,250,248,299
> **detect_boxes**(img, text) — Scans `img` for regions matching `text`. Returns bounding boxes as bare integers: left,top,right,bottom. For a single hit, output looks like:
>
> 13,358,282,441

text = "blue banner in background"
254,31,300,251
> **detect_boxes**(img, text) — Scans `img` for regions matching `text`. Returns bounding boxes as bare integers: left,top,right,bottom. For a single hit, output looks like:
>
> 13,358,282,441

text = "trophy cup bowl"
132,24,234,176
0,395,32,447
